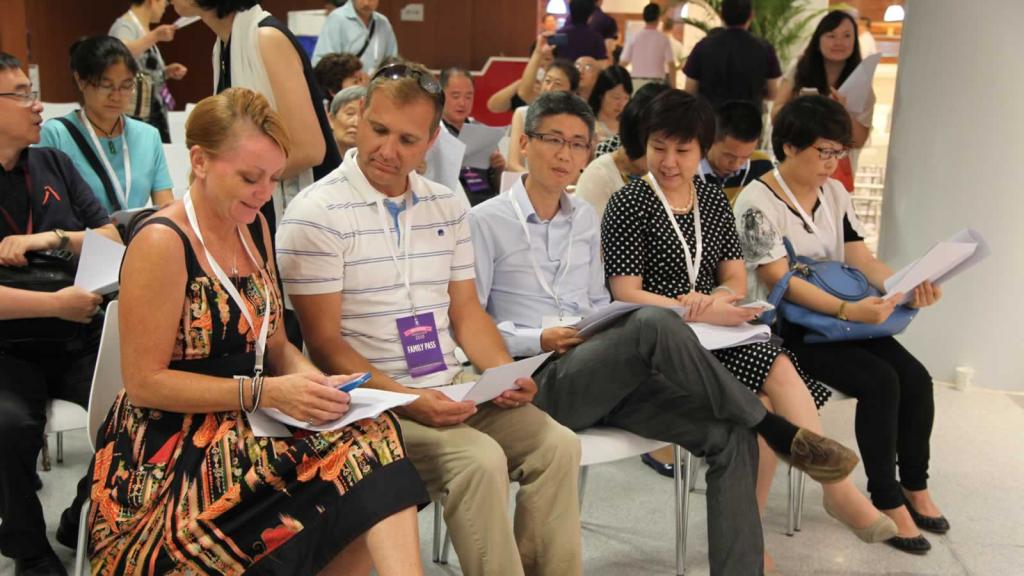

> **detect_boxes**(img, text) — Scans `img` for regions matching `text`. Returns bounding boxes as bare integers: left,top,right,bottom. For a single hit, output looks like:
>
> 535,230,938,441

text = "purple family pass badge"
397,313,447,378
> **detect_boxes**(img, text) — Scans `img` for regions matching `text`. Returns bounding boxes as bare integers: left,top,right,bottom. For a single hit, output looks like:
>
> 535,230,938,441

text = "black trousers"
0,331,98,559
783,335,934,510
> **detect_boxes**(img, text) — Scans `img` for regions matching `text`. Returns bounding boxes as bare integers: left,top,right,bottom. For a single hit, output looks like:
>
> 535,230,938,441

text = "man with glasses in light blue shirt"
312,0,398,73
469,90,859,576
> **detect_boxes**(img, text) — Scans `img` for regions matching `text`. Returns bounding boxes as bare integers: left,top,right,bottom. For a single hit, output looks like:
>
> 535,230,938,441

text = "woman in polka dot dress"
601,90,896,568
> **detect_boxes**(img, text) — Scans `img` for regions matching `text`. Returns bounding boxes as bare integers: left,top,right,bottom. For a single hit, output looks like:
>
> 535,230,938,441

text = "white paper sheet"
458,123,507,169
500,171,525,194
883,228,988,304
174,16,201,29
838,52,882,115
424,124,467,195
73,229,126,295
574,302,687,339
688,322,772,350
439,353,553,404
253,388,419,436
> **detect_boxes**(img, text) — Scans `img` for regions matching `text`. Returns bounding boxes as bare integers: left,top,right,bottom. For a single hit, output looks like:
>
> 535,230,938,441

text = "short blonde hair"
185,87,291,175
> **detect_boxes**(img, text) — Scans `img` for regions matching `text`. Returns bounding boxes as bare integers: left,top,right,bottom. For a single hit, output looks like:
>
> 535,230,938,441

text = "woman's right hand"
264,372,351,425
847,296,900,325
150,24,176,43
52,286,103,324
692,299,761,326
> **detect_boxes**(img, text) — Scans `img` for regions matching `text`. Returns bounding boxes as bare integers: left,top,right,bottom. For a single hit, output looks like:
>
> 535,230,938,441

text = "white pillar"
879,0,1024,390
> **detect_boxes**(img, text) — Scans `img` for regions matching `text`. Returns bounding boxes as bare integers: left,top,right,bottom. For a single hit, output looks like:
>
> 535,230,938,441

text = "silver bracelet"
236,375,249,412
711,285,735,295
249,371,265,413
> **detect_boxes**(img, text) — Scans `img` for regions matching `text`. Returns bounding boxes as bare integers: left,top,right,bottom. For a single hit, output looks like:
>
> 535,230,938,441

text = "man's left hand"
0,232,56,267
493,376,538,409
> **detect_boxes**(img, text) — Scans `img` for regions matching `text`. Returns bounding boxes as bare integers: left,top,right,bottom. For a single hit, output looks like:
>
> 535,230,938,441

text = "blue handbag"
762,238,917,343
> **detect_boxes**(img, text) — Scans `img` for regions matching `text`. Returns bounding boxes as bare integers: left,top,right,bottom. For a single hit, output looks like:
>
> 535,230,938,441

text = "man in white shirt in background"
620,3,677,89
276,63,582,576
312,0,398,72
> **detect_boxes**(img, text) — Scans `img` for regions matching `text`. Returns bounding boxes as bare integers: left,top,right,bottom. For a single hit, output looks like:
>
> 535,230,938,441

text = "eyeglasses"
370,64,445,107
527,131,591,156
88,80,136,98
813,146,848,160
0,90,39,107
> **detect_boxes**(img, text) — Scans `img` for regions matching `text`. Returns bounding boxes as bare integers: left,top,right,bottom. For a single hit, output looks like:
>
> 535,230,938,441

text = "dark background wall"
0,0,537,104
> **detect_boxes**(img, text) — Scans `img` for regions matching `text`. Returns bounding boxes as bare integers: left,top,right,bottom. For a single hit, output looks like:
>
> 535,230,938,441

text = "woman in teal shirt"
39,36,173,214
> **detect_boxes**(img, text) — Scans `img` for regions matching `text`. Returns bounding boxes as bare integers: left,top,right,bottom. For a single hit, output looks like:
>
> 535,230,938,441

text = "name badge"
542,315,582,329
397,313,447,378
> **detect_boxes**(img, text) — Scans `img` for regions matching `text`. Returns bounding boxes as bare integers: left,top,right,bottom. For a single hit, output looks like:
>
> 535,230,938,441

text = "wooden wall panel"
0,0,30,66
20,0,537,106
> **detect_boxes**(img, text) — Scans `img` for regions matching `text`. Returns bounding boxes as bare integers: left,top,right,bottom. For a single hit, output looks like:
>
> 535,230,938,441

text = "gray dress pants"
534,307,767,576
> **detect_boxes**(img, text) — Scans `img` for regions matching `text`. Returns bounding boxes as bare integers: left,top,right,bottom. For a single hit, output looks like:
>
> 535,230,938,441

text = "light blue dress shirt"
37,112,172,214
469,179,610,357
312,2,398,72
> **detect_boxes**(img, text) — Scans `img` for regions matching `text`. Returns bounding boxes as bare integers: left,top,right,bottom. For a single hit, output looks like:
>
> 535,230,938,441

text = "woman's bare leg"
318,507,423,576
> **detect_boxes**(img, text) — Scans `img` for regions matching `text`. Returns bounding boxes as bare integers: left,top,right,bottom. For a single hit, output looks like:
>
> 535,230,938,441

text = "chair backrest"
162,143,191,199
87,301,123,452
40,102,81,123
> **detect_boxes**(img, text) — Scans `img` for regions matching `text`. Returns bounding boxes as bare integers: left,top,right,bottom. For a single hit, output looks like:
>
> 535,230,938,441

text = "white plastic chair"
72,301,123,576
40,102,80,123
41,400,87,471
162,143,191,199
432,427,696,575
786,385,855,536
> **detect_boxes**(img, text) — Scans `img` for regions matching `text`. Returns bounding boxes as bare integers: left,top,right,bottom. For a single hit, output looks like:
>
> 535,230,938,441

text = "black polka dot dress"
601,176,831,408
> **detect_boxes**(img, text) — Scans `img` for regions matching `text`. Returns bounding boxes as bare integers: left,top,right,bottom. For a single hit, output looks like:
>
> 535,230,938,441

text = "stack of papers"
424,123,467,195
458,123,507,169
838,53,882,115
884,228,989,304
573,302,686,338
249,388,419,437
73,229,126,295
439,352,553,404
174,16,201,29
687,322,772,350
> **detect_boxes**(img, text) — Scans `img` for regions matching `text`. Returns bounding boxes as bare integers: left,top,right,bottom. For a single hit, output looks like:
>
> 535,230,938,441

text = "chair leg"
431,500,444,563
57,431,65,464
40,436,51,472
73,500,90,576
674,445,690,575
687,455,700,493
578,466,590,513
786,465,797,536
441,528,452,564
795,470,807,532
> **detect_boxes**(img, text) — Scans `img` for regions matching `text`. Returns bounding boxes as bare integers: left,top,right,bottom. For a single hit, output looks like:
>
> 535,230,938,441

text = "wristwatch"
836,301,849,321
53,228,69,251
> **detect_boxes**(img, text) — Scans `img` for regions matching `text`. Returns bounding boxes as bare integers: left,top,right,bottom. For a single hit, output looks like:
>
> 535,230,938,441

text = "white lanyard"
648,173,702,292
375,196,419,318
772,168,835,251
184,191,270,373
507,190,575,314
80,111,131,209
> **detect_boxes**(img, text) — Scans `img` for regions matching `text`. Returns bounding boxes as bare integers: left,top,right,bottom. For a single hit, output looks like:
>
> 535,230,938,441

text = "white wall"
879,0,1024,390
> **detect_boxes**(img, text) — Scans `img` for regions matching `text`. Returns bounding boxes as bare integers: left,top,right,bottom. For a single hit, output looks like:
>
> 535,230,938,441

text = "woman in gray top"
109,0,189,142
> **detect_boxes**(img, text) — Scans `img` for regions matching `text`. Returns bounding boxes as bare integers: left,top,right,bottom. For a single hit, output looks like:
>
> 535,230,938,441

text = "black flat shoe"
886,534,932,555
640,453,675,478
14,550,67,576
904,497,951,534
55,506,78,551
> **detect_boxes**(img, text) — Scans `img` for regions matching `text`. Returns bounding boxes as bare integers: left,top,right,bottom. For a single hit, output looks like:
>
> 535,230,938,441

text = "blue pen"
338,372,372,393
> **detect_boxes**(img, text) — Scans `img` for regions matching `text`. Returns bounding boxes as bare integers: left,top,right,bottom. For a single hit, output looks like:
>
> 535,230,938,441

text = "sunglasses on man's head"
370,64,445,107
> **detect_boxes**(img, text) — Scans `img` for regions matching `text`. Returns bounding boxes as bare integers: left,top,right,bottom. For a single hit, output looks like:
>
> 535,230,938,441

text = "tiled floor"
4,383,1022,575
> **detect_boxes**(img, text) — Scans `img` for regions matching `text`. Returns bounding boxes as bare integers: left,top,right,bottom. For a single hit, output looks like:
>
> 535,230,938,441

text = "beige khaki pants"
399,402,582,576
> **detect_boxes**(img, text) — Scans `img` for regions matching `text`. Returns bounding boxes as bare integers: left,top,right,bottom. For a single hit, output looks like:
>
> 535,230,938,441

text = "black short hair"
771,95,853,161
69,36,139,85
569,0,596,24
619,82,670,160
641,89,716,155
439,67,472,90
714,100,762,143
548,59,581,92
314,52,363,100
642,3,661,23
587,65,632,116
0,52,21,72
194,0,260,19
721,0,753,27
525,91,596,141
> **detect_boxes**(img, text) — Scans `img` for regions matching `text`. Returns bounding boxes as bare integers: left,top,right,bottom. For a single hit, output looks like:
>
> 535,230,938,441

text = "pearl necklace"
668,181,695,214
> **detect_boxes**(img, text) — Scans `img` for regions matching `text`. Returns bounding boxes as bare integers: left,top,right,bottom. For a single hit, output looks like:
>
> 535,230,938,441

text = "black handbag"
0,250,83,343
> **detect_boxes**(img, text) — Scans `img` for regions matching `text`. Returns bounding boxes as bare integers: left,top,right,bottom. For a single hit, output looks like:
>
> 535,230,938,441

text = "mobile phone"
338,372,372,392
740,300,775,311
547,33,568,48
